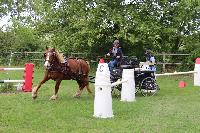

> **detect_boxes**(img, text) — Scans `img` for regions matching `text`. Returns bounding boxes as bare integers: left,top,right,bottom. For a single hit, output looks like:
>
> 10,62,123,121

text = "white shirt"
112,47,118,56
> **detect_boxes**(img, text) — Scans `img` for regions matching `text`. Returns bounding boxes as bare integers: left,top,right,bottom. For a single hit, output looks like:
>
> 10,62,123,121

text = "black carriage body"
134,70,155,86
110,56,159,96
111,68,155,86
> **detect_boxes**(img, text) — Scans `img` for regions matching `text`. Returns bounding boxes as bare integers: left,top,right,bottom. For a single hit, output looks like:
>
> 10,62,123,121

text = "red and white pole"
22,63,34,92
0,68,25,71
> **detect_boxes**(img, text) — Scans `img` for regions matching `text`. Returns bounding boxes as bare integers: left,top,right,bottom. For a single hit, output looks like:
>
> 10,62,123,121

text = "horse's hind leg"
74,79,86,98
49,79,62,100
74,81,84,98
74,79,92,98
85,77,93,95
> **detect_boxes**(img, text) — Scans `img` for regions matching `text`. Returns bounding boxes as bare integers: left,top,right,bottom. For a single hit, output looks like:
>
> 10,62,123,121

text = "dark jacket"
108,46,123,62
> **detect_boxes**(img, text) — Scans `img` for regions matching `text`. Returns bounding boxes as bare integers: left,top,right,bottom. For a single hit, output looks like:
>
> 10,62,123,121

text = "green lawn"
0,68,200,133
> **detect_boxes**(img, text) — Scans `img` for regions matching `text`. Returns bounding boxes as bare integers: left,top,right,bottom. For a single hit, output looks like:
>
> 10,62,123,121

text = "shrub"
178,48,200,71
0,83,15,93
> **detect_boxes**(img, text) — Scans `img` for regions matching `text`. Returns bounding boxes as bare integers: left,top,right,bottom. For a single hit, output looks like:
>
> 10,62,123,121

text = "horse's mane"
55,50,65,63
54,49,89,65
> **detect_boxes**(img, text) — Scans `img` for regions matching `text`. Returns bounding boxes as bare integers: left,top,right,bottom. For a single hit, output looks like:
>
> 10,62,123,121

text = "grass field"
1,68,200,133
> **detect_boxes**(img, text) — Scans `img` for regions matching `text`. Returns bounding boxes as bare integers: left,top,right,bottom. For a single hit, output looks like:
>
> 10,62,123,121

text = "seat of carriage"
118,56,139,69
118,56,156,73
111,56,139,78
112,56,156,74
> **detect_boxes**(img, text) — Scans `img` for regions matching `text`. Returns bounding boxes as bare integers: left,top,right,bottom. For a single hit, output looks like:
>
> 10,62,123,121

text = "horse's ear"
52,47,56,51
46,46,48,50
53,46,55,50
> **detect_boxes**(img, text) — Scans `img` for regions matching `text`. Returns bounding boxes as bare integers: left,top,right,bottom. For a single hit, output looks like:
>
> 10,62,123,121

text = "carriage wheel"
135,84,140,94
140,77,158,96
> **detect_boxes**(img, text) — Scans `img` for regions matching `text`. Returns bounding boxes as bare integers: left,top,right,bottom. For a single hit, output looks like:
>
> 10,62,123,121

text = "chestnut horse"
32,47,92,100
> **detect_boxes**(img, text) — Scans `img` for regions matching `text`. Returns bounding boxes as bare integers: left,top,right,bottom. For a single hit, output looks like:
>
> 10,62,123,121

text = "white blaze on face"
44,53,50,68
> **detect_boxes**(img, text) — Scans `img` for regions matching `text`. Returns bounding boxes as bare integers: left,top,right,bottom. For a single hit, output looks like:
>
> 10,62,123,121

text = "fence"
155,53,190,72
0,52,44,66
0,52,97,67
0,52,191,72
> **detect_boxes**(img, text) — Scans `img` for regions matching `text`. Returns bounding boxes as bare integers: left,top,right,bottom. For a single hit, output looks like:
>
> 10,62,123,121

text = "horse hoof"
73,94,81,98
32,95,37,100
49,95,57,100
32,92,37,99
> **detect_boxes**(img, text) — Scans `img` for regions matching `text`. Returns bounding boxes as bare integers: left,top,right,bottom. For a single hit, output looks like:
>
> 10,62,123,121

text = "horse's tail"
86,60,90,65
85,60,90,70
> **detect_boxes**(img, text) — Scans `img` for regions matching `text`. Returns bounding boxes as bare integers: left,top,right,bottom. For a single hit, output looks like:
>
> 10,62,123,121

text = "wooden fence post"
162,53,166,73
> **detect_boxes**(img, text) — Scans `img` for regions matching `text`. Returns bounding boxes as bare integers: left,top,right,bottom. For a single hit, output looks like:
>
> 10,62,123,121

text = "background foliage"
0,0,200,69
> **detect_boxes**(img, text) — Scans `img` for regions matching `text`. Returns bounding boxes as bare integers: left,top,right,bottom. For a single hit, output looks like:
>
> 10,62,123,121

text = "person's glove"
116,56,120,58
107,53,110,56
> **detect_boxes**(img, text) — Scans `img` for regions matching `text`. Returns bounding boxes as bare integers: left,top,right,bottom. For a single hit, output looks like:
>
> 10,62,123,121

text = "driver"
106,40,123,72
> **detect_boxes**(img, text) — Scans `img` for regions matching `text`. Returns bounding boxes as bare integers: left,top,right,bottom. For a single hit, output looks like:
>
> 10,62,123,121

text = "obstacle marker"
94,62,113,118
93,60,133,118
121,69,136,102
99,58,105,63
156,58,200,87
179,81,186,88
0,63,34,92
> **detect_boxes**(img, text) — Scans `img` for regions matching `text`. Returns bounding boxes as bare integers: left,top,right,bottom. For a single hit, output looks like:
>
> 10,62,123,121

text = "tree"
0,0,199,60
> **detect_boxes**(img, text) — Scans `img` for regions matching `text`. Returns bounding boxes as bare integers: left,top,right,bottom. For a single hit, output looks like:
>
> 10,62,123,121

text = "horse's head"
43,47,57,69
44,47,65,69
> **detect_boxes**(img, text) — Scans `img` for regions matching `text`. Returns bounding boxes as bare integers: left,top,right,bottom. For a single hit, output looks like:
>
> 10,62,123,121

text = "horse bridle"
44,51,57,69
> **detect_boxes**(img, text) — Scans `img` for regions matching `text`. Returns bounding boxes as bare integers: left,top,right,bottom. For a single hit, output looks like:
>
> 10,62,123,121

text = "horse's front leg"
49,79,62,100
32,72,49,99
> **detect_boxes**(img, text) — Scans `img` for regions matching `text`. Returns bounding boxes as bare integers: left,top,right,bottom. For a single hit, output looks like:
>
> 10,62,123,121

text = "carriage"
110,56,159,96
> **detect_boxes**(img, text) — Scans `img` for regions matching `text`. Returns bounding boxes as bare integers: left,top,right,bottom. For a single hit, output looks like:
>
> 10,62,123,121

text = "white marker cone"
121,69,135,102
93,63,114,118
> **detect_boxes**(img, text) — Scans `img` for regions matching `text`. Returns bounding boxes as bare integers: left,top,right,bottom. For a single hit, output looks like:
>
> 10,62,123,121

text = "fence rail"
155,53,190,72
0,52,191,72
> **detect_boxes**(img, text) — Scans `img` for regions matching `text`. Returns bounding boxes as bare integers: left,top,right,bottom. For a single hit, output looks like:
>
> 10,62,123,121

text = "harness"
47,57,86,81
